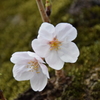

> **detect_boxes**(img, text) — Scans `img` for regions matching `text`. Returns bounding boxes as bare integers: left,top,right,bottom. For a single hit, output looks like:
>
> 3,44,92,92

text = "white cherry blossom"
10,51,49,91
32,22,80,70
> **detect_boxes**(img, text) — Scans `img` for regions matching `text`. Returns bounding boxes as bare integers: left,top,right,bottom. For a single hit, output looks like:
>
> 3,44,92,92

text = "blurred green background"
0,0,100,100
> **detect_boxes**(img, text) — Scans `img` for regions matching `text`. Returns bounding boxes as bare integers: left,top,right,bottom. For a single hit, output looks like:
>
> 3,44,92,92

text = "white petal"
55,23,77,42
30,69,47,91
38,35,49,44
32,39,50,57
58,42,80,63
38,22,55,40
13,64,34,81
10,52,32,64
45,50,64,70
39,63,50,78
27,51,45,63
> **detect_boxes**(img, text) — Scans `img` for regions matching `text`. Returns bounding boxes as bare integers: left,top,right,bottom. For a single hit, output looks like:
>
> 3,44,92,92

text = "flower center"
26,60,40,73
49,37,61,50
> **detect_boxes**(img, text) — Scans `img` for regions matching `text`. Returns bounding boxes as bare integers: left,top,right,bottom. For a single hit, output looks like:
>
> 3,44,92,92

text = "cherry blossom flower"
32,22,80,70
10,51,49,91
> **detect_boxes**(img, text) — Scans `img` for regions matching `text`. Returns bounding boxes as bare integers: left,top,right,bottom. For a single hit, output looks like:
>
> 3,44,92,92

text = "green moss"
0,0,40,99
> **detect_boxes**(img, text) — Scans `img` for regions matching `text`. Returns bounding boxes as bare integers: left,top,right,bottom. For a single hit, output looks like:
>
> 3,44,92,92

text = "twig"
0,90,6,100
36,0,66,86
36,0,50,22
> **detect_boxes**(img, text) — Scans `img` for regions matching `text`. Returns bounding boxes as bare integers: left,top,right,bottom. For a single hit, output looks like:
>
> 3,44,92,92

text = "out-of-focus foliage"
0,0,100,100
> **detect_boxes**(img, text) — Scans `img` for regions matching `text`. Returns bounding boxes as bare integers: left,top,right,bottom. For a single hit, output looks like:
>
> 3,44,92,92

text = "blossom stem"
55,69,66,86
36,0,50,22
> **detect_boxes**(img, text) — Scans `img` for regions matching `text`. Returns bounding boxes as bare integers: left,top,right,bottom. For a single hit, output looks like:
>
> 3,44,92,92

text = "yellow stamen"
26,60,40,74
48,37,61,51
